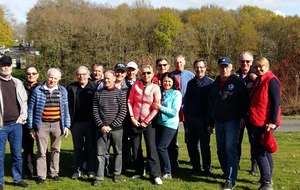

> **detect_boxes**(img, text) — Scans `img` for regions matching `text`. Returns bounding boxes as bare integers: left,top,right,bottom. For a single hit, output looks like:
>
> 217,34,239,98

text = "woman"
249,57,281,190
152,72,181,179
127,65,162,185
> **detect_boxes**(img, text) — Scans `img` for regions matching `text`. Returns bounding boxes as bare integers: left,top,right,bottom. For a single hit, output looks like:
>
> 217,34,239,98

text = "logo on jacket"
228,84,234,91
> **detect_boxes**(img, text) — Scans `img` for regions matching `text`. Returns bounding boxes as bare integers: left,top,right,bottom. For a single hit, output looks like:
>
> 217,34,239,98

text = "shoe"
36,177,45,184
223,181,236,190
204,169,212,176
161,173,172,179
113,175,121,182
52,175,60,181
92,179,102,186
88,171,95,178
154,177,163,185
15,180,29,188
258,182,273,190
72,172,82,180
132,174,142,179
250,161,258,175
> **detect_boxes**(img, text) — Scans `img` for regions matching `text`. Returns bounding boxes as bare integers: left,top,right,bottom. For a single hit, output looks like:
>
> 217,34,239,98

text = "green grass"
3,131,300,189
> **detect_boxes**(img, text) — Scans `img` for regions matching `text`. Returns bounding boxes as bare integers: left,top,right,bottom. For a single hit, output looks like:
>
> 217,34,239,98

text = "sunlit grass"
3,131,300,189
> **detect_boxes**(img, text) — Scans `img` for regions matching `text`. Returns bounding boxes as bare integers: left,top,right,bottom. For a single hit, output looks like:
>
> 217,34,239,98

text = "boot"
250,160,258,175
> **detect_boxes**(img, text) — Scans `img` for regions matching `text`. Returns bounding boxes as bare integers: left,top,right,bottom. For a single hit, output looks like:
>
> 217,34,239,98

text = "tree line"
1,0,300,114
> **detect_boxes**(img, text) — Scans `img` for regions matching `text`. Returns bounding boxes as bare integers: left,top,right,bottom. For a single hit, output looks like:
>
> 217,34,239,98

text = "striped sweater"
93,87,127,130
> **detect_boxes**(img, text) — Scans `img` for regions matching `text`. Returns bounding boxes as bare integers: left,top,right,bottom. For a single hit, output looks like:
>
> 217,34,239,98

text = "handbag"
261,130,277,153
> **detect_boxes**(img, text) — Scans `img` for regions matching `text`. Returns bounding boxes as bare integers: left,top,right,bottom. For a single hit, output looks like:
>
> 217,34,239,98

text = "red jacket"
249,71,281,126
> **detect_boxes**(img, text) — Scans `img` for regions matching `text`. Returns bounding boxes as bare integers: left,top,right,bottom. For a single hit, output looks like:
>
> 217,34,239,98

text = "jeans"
186,114,211,171
252,126,273,183
0,123,23,184
215,119,240,185
95,129,123,181
156,125,177,174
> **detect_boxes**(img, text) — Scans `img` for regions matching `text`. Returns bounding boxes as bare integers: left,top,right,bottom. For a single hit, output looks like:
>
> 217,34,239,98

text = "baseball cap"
114,63,126,72
218,57,232,66
0,55,12,65
261,130,277,153
126,62,138,70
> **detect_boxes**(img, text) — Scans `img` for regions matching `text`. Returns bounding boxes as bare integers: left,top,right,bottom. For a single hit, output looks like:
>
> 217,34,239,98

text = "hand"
249,73,257,81
16,117,24,124
266,123,276,131
207,126,214,134
131,118,140,127
152,102,161,110
29,129,36,138
101,126,112,134
239,118,246,128
140,122,148,128
63,128,70,138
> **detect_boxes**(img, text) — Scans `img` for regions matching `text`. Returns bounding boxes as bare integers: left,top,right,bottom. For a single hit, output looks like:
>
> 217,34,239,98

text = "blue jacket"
157,89,182,129
184,75,213,118
27,84,71,133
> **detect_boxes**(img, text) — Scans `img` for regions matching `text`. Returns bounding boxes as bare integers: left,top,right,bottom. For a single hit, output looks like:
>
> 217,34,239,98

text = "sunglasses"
240,60,252,64
27,72,38,76
157,64,167,67
142,71,152,75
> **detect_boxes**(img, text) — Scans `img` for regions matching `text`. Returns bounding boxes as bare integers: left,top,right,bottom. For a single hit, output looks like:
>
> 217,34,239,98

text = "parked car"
0,46,9,55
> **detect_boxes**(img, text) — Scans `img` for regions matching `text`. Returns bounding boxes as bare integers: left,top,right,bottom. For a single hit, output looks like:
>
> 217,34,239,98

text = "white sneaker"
132,175,142,179
154,177,163,185
162,173,172,179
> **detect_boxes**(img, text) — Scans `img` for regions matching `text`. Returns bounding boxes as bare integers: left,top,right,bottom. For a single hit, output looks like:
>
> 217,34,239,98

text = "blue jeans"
156,125,177,174
215,119,240,185
0,123,23,184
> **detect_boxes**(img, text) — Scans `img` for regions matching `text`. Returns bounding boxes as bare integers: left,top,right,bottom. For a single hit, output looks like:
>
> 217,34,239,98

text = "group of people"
0,52,280,190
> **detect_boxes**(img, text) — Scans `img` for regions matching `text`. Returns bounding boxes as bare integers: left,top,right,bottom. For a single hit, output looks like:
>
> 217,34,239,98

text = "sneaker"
223,181,236,190
161,173,172,179
113,175,121,182
72,172,82,180
92,179,102,186
258,182,273,190
88,171,95,178
132,174,142,179
154,177,163,185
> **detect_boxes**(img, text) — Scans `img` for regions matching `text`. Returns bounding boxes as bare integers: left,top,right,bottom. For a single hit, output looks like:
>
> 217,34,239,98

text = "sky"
1,0,299,23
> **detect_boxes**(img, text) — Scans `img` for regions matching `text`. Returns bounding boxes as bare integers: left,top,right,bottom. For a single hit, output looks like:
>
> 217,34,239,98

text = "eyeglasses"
142,71,152,75
27,72,37,76
240,60,252,64
77,73,87,76
157,64,168,67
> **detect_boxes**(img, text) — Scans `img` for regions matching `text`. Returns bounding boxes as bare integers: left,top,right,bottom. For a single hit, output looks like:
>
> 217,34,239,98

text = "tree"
0,7,13,47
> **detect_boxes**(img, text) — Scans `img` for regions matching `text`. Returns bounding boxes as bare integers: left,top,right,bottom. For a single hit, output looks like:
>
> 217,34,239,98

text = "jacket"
27,84,71,133
0,77,28,129
207,74,249,125
249,71,281,126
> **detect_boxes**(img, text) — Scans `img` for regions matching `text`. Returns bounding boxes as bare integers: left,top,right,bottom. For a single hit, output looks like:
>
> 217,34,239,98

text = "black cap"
114,63,126,72
0,55,12,65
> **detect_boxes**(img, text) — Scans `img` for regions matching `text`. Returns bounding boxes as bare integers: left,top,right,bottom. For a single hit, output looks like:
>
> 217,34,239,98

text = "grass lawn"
3,131,300,190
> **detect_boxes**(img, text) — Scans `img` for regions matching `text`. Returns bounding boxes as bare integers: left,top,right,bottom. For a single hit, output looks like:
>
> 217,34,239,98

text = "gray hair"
47,68,62,80
75,66,91,77
238,51,254,60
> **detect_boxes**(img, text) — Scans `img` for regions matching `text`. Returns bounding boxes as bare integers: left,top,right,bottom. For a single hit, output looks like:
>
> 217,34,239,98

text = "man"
67,66,97,180
207,57,249,190
184,58,213,176
92,70,127,186
91,62,104,89
0,55,29,189
171,55,194,172
153,57,180,174
22,66,41,179
236,51,258,175
121,61,139,172
28,68,71,184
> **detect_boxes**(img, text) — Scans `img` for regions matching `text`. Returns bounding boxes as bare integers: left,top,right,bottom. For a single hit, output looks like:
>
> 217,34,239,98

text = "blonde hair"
253,57,270,68
140,64,154,74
